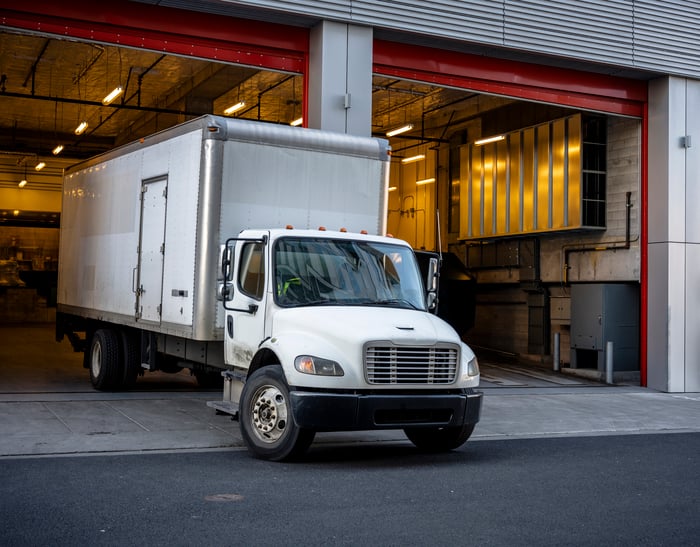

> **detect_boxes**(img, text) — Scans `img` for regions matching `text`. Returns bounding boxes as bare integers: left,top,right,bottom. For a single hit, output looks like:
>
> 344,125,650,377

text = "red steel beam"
0,0,308,73
374,40,647,117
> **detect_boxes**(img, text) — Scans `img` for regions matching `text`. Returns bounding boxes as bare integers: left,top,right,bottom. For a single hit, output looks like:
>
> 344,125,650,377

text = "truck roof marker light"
386,233,394,238
207,124,220,133
318,226,326,231
339,227,347,232
360,230,368,235
286,224,294,229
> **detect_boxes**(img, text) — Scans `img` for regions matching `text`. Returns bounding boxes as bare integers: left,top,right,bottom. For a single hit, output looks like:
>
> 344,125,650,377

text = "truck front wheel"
404,424,475,452
89,329,123,391
239,366,315,461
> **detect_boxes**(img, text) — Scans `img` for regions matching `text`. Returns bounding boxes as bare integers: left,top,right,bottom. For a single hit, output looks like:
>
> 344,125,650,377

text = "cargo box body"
57,116,390,342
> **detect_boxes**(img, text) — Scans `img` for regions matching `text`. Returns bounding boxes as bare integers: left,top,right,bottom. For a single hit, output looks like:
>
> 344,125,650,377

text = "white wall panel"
634,0,700,77
504,0,634,65
686,243,700,391
199,0,700,79
686,80,700,244
351,1,504,44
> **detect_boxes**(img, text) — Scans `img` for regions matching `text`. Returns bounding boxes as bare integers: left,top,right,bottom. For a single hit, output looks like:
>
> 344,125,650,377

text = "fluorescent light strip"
401,154,425,164
474,135,505,146
52,145,64,155
290,117,303,126
223,101,246,115
386,124,413,137
416,177,435,185
35,162,46,171
102,86,123,105
75,121,88,135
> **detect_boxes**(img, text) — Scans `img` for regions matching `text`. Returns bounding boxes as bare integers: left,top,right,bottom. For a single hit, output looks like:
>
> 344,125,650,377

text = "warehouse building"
0,1,698,392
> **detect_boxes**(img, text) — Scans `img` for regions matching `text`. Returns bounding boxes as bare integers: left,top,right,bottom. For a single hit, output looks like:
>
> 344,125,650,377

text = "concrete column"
307,21,372,136
647,76,700,392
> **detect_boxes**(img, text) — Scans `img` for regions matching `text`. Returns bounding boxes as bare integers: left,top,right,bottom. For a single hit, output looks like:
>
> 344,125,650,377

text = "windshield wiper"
374,298,420,310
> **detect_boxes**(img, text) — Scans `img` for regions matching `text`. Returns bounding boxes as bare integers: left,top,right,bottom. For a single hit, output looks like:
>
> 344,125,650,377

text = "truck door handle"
132,268,138,293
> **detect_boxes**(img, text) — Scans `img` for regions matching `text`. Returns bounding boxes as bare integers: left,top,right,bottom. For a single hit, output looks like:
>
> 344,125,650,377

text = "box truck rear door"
136,176,167,323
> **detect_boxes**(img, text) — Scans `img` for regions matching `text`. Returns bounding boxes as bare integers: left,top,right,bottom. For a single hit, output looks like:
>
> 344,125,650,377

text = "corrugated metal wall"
215,0,700,78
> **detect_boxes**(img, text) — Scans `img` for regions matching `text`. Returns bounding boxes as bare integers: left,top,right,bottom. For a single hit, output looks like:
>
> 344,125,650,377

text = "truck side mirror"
426,257,439,311
217,242,235,302
219,243,234,282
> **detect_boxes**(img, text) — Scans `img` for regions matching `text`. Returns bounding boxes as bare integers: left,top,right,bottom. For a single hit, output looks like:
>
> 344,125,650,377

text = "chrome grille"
364,344,459,385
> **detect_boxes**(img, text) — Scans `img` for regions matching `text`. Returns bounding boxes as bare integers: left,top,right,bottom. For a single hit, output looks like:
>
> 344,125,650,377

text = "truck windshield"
274,237,426,310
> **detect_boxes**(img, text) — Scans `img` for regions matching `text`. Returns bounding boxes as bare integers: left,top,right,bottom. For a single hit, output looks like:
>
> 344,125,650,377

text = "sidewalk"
2,386,699,458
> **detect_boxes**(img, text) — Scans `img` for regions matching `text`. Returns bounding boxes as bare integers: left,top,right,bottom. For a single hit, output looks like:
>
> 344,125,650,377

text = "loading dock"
1,1,698,392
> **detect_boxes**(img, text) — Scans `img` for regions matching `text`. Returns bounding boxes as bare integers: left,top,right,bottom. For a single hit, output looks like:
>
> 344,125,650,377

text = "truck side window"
238,242,265,300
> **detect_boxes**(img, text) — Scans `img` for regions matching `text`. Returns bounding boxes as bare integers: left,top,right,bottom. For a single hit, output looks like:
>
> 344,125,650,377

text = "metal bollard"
605,341,614,384
553,332,560,372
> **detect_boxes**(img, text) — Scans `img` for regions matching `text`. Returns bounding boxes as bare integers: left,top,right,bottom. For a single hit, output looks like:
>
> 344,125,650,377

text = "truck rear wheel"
239,366,315,461
404,424,475,452
120,329,141,389
89,329,123,391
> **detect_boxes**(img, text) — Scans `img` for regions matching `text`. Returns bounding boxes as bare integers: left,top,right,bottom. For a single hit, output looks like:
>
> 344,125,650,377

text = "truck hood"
271,305,460,347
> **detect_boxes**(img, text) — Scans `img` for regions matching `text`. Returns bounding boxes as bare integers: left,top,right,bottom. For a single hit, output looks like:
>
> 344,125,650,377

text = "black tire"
239,366,315,461
120,329,141,389
89,329,123,391
404,424,475,452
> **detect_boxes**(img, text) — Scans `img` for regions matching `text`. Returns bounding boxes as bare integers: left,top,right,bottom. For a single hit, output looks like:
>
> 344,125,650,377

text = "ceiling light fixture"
223,101,246,116
386,124,414,137
401,154,425,164
35,161,46,171
388,186,397,192
416,177,436,185
474,135,506,146
102,86,123,105
75,121,88,135
18,179,27,188
52,145,64,156
290,117,303,127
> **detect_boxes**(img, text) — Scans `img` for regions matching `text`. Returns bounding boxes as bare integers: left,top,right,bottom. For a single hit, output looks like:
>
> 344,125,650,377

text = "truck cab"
214,228,482,460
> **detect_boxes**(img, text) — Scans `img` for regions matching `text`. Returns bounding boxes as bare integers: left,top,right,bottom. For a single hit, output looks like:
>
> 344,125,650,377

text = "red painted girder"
0,0,308,73
374,40,647,117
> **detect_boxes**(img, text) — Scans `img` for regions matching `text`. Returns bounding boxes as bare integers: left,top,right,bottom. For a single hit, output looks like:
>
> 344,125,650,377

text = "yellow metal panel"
567,115,582,227
496,139,509,235
482,143,495,236
509,134,522,233
522,128,535,232
536,124,551,230
551,119,566,229
459,114,586,240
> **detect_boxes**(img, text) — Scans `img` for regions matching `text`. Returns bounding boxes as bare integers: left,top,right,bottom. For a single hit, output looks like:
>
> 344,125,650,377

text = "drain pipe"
562,192,634,284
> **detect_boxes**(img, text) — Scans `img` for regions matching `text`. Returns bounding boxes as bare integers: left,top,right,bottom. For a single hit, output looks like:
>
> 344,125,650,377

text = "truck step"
207,400,240,420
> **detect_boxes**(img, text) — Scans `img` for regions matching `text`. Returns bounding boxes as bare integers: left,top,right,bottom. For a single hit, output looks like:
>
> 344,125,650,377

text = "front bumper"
289,389,483,431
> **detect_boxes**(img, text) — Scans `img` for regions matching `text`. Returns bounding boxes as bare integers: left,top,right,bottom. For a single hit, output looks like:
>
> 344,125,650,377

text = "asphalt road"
2,433,698,546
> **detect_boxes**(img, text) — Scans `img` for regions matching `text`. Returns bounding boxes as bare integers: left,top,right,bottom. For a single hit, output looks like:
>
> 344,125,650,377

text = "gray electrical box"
570,283,639,372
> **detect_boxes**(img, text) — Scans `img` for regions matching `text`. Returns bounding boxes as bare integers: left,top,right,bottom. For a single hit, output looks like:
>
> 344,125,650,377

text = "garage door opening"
370,43,645,384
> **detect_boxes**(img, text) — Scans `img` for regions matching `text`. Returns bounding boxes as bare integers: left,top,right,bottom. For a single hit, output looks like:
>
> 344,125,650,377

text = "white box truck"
57,115,482,460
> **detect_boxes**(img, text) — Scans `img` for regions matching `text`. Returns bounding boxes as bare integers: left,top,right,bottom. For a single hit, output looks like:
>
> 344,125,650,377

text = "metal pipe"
605,341,614,384
553,332,560,372
562,193,634,284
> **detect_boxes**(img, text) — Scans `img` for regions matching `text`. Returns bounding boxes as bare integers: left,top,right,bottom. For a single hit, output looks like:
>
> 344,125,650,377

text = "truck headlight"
294,355,344,376
467,356,479,377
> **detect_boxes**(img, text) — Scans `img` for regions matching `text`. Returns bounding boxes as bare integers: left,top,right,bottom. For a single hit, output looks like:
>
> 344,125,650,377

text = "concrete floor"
1,324,699,459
